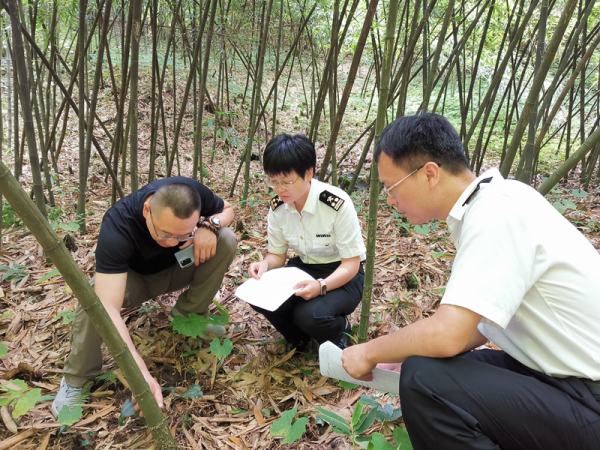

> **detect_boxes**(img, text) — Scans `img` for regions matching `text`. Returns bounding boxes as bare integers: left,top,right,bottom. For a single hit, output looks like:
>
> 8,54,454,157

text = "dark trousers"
400,349,600,450
251,257,364,344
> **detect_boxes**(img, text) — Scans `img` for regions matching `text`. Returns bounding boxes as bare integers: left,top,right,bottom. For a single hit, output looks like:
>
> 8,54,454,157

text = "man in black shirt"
52,177,236,415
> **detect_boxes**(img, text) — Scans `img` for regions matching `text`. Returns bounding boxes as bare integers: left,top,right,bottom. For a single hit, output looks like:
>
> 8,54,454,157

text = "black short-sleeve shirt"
95,177,225,275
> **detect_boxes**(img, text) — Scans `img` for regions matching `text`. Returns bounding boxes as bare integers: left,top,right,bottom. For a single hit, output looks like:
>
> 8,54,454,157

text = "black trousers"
400,349,600,450
251,257,364,344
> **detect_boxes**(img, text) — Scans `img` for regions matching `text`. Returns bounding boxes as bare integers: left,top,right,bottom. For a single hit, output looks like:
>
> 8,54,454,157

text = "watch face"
210,216,221,226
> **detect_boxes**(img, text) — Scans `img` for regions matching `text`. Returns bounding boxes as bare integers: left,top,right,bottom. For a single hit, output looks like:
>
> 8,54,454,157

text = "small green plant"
0,264,29,282
53,310,75,325
0,379,42,419
270,408,309,444
0,342,8,357
58,381,92,426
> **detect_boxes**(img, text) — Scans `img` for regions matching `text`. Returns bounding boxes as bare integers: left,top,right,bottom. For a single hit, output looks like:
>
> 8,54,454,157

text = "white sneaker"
206,324,226,338
52,378,82,416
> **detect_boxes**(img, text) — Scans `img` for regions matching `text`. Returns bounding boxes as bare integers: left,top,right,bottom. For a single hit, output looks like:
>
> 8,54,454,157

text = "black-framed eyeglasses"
149,206,197,242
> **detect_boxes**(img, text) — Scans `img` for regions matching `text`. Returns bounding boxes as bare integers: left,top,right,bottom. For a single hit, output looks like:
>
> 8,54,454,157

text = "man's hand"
342,343,376,381
191,227,217,264
293,279,321,300
132,369,164,417
249,260,269,279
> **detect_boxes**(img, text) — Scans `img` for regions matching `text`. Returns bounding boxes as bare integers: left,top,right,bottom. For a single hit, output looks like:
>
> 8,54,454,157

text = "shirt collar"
284,178,320,215
447,168,503,221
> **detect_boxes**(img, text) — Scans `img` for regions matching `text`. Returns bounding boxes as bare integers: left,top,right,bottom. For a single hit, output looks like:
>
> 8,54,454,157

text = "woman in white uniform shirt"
248,134,366,351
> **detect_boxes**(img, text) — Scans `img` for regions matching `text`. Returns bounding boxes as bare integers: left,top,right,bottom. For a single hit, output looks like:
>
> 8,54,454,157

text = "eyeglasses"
382,165,425,197
264,175,301,190
149,206,197,242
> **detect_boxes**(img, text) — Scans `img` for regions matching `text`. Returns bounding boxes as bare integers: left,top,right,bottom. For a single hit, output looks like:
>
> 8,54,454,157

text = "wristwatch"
317,278,327,296
207,216,221,228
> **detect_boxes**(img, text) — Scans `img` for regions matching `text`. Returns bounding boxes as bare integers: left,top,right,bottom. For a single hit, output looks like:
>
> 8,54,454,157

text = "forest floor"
1,71,600,449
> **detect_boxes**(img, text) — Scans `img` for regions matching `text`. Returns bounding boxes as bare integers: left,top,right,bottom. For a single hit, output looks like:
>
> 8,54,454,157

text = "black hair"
263,134,317,177
374,112,471,175
151,183,201,219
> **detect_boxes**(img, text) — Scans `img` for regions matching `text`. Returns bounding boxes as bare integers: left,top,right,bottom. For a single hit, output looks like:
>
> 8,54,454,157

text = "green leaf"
562,200,577,211
210,338,234,360
354,407,378,435
36,269,60,284
95,371,118,384
230,409,248,415
553,201,567,214
233,361,253,381
283,417,308,444
37,395,56,403
0,379,27,404
171,313,211,338
431,251,445,259
0,342,7,357
53,310,75,325
118,398,140,426
59,222,80,232
375,404,402,422
13,388,41,418
572,189,587,198
338,380,359,390
393,427,413,448
368,433,396,450
358,394,380,408
314,406,351,434
352,403,364,427
180,384,203,399
58,405,83,426
303,353,317,360
414,225,430,235
212,300,231,321
270,408,308,444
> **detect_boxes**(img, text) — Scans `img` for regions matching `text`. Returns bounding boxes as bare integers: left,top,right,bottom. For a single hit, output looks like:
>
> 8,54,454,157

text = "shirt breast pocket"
313,235,338,257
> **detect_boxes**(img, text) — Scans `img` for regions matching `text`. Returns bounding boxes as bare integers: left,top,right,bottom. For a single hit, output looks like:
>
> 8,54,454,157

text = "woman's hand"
293,279,321,301
248,260,269,280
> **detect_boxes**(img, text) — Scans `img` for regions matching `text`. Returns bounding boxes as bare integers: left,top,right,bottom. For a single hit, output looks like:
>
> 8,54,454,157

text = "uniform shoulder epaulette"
270,195,284,211
319,190,345,211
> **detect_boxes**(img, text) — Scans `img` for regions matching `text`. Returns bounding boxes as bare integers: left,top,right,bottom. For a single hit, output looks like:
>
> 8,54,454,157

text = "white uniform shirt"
441,168,600,380
267,179,366,264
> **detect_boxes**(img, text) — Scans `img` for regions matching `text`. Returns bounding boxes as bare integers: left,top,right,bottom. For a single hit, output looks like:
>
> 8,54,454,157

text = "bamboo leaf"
314,406,351,433
36,269,60,284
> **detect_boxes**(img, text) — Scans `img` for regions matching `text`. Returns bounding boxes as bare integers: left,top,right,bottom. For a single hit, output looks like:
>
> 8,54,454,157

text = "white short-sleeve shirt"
267,179,366,264
442,168,600,380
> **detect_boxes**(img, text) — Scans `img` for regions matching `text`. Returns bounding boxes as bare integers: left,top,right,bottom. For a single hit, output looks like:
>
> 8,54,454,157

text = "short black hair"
263,134,317,177
151,183,201,219
374,112,471,175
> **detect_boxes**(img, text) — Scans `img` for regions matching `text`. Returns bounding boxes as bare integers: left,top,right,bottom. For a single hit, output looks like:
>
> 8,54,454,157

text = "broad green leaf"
338,380,359,390
212,300,231,320
118,398,140,426
354,407,378,435
59,222,79,232
36,269,60,284
562,200,577,211
431,251,445,259
355,436,372,449
53,310,75,325
270,408,296,437
393,427,413,448
0,379,27,404
171,313,210,338
359,394,380,408
270,409,308,444
553,201,566,214
282,417,308,444
375,404,402,422
13,388,41,418
367,433,396,450
314,406,350,434
414,225,430,235
0,342,7,357
180,384,203,399
572,189,587,198
58,405,83,426
210,338,233,360
352,403,364,427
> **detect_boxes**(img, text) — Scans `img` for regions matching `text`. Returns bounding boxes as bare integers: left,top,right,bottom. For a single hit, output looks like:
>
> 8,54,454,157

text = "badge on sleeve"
270,195,284,211
319,190,345,211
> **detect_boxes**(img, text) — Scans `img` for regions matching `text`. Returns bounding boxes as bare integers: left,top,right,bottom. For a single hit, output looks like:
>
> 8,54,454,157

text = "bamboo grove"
1,0,600,224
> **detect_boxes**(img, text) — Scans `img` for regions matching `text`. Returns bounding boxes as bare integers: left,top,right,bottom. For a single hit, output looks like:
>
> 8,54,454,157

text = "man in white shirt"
342,112,600,449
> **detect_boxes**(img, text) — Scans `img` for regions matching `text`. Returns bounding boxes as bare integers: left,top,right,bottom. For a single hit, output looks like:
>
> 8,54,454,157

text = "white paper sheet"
319,341,400,394
234,267,315,311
